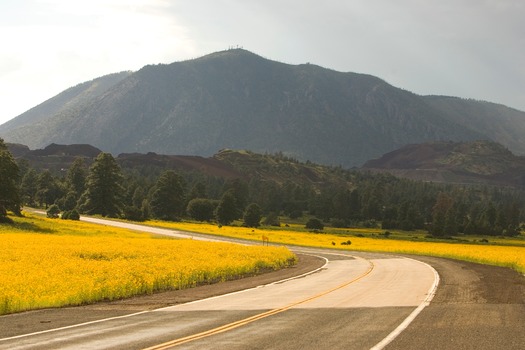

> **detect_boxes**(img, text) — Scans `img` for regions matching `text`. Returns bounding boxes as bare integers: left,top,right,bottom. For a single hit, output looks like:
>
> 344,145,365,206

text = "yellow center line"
143,256,374,350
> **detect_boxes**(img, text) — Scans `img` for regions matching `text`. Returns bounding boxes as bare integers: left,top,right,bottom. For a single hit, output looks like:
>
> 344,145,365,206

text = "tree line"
1,138,524,236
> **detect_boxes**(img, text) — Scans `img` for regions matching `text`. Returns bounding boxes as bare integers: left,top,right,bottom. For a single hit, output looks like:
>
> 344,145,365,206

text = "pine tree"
66,157,86,197
150,170,185,221
80,153,124,217
20,168,38,206
431,192,454,237
243,203,262,227
35,170,61,208
187,198,216,222
216,190,238,225
0,138,20,220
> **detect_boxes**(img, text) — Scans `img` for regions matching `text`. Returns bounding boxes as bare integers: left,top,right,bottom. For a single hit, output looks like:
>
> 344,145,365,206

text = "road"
1,216,523,349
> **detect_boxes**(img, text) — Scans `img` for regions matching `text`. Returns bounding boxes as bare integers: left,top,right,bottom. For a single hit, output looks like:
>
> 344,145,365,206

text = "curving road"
1,217,523,349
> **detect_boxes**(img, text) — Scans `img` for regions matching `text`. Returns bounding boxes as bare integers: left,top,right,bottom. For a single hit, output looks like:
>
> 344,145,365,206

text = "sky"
1,0,524,125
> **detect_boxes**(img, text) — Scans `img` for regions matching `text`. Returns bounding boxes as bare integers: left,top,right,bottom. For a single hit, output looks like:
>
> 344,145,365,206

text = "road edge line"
369,257,440,350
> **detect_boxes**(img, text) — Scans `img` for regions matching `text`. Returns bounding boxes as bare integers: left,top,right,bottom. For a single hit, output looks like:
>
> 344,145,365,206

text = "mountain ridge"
8,139,525,189
2,49,524,167
363,140,525,187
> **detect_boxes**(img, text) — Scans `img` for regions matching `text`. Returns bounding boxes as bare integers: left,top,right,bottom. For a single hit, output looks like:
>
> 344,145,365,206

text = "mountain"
362,140,525,187
1,49,525,167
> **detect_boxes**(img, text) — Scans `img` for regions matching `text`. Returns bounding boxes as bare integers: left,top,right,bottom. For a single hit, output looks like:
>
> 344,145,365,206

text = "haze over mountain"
1,49,524,167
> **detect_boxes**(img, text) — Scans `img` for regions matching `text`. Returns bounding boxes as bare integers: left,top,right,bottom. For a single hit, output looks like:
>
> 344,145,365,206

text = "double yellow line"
144,255,374,349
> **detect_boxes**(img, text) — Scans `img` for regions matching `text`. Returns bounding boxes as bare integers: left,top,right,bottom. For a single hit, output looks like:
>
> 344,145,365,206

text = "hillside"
2,49,525,167
362,140,525,187
9,143,348,189
11,140,525,189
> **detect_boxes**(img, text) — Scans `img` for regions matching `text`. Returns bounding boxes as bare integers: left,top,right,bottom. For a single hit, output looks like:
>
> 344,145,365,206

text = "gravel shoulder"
387,255,525,350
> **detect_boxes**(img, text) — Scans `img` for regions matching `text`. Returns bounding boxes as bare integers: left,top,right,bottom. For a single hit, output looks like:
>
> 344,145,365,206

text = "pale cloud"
1,0,197,121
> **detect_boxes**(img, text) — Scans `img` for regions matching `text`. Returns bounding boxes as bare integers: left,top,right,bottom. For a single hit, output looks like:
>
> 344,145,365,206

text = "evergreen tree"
0,138,20,220
187,198,216,222
20,168,38,206
443,206,458,235
188,182,207,200
332,189,352,220
431,192,454,236
132,186,146,208
243,203,262,227
150,170,185,221
66,157,86,196
80,153,124,217
222,179,249,218
216,190,238,225
35,170,61,208
504,201,521,236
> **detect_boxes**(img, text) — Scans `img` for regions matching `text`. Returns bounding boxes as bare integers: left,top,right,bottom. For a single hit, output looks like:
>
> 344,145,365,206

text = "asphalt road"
386,255,525,350
1,216,523,349
0,249,437,350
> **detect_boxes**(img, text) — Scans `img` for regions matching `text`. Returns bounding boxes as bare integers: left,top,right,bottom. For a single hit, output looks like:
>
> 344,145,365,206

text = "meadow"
145,220,525,275
0,214,296,315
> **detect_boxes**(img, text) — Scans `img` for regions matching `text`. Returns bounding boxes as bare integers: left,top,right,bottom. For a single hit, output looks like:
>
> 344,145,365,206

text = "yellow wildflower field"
0,215,296,315
147,220,525,274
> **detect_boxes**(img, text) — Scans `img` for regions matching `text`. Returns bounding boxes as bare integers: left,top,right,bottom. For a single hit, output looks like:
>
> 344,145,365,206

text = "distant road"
1,215,523,349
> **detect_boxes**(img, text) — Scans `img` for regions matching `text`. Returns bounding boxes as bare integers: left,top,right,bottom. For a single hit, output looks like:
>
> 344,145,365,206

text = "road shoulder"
386,256,525,350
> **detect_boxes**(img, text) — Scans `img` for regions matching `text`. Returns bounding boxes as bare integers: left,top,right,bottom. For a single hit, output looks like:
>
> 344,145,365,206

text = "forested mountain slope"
2,49,524,167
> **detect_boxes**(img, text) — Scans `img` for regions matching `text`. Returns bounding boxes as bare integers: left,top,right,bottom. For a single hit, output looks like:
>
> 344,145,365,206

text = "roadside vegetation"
0,213,296,315
145,219,525,275
1,137,524,316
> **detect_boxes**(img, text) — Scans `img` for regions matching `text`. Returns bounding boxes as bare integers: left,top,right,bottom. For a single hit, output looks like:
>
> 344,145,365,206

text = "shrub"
305,218,324,230
262,212,280,227
46,205,60,219
61,209,80,221
122,205,144,222
187,198,216,222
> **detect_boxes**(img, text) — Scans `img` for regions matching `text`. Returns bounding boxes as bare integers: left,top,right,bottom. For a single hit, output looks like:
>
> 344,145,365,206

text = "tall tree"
150,170,186,221
0,138,20,219
80,153,124,217
187,198,216,222
35,170,61,208
222,179,249,218
65,157,86,197
20,168,38,206
215,190,238,225
188,181,207,200
243,203,262,227
431,192,454,236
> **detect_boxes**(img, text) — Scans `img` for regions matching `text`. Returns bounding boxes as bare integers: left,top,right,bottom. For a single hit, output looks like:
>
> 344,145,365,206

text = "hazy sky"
1,0,524,125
